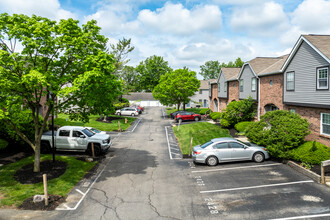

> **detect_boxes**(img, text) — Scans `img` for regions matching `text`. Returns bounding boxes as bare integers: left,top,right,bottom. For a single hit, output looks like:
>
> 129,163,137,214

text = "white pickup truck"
41,126,111,155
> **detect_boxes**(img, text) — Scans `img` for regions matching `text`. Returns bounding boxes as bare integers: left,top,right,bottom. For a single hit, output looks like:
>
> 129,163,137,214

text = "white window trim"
321,113,330,136
251,78,256,92
317,67,328,90
224,82,227,93
239,79,244,92
286,71,295,91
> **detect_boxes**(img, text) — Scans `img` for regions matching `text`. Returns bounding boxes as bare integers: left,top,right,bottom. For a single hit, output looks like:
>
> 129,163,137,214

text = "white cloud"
137,3,222,35
230,1,289,37
0,0,76,20
291,0,330,33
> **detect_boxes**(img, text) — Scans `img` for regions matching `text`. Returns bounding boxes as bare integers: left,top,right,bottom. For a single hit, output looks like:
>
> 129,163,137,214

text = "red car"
175,112,201,123
131,105,144,111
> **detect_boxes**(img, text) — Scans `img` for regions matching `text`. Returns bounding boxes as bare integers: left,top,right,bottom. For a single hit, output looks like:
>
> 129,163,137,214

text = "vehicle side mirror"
244,146,248,149
80,135,86,138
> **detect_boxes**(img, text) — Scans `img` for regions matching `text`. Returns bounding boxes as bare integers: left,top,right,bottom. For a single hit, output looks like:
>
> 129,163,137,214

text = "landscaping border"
286,160,321,183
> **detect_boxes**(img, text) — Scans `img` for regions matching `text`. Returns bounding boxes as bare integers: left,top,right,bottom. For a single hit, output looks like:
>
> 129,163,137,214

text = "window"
289,109,296,114
270,80,273,86
229,142,244,149
72,131,83,137
186,102,190,107
218,84,220,92
321,113,330,136
213,142,229,149
59,130,70,137
224,82,227,93
317,67,328,90
239,79,243,92
199,99,202,103
203,100,207,107
251,78,256,92
286,72,295,91
199,89,202,94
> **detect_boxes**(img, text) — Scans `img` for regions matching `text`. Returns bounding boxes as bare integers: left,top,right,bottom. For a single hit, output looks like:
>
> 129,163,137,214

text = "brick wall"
284,105,330,147
259,74,284,116
209,84,219,112
228,81,239,103
218,98,227,111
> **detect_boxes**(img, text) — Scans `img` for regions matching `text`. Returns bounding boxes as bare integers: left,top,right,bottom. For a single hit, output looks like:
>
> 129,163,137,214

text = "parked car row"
116,105,144,116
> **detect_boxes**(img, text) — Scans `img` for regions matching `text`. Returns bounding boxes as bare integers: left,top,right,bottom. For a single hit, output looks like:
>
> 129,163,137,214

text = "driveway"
1,106,330,220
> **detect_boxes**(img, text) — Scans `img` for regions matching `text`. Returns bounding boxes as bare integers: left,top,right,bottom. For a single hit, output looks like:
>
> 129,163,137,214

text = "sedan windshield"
200,141,213,149
82,128,94,137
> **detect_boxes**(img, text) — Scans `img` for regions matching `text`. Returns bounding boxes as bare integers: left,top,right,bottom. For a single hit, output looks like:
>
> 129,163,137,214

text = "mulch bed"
14,160,67,184
96,116,122,123
19,195,66,211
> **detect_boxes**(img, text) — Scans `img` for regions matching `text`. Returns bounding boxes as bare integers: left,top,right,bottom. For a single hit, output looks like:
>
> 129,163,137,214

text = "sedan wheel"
206,156,218,166
194,117,199,121
253,152,265,163
131,113,135,116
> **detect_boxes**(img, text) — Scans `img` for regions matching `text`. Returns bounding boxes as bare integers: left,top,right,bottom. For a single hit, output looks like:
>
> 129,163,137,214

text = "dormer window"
317,67,328,90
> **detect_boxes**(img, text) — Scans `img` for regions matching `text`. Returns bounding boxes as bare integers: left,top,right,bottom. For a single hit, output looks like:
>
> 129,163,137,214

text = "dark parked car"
175,112,201,123
170,111,187,119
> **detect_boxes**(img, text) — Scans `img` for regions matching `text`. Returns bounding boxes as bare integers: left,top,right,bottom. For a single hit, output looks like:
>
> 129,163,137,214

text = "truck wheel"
41,142,51,153
87,144,101,156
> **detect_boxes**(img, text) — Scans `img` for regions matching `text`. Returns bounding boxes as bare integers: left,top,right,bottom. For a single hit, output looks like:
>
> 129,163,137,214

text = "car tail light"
194,151,202,155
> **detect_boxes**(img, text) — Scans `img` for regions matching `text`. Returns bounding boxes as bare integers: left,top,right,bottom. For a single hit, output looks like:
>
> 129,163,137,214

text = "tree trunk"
177,102,180,111
34,141,41,172
183,103,186,111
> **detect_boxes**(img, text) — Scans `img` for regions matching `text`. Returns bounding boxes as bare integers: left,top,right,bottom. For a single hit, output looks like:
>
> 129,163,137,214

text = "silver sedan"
192,137,270,166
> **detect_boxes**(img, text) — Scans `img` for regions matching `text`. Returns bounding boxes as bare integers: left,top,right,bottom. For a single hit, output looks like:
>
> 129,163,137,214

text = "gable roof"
221,67,241,81
199,80,209,89
209,79,217,84
281,34,330,71
238,55,289,79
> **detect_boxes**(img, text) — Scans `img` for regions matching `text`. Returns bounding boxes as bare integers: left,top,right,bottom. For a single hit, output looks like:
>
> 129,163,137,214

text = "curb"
286,161,321,183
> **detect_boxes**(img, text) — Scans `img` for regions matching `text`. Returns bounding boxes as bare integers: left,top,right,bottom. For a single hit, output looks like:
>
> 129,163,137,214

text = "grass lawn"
0,154,96,207
173,122,231,154
54,113,136,131
166,107,207,116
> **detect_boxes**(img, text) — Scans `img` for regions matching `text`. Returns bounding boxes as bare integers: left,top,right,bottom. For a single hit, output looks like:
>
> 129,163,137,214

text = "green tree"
199,60,221,80
135,55,172,92
110,37,134,75
153,68,200,110
199,58,244,80
0,13,121,172
120,66,140,92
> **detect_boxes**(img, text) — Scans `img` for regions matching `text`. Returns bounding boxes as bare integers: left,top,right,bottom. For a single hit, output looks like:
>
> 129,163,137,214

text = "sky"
1,0,330,75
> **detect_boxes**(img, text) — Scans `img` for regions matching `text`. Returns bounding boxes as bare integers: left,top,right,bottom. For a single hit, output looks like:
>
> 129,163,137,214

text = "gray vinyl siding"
217,73,227,98
239,65,257,100
283,41,330,106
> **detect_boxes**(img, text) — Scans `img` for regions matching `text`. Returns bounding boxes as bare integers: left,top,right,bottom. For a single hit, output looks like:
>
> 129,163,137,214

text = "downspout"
257,77,260,121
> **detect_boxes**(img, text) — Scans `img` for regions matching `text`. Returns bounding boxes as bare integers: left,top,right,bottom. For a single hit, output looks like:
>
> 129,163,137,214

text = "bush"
235,121,255,134
210,112,222,120
199,108,210,115
0,139,8,150
220,118,230,127
245,110,310,159
289,141,330,165
0,110,46,145
221,97,256,126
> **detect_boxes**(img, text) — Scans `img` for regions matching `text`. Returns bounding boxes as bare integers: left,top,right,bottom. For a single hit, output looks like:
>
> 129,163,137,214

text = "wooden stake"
43,174,48,206
189,137,193,157
118,121,121,131
125,118,127,124
91,142,95,158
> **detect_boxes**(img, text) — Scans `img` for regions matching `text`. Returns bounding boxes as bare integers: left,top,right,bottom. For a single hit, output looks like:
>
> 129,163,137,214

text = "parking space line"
200,180,314,194
192,163,281,173
268,213,330,220
171,152,181,156
165,126,173,160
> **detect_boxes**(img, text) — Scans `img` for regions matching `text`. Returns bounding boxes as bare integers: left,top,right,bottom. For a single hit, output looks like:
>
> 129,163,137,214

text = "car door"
122,108,129,116
70,130,87,149
228,141,250,160
187,112,194,120
56,129,71,149
212,142,232,161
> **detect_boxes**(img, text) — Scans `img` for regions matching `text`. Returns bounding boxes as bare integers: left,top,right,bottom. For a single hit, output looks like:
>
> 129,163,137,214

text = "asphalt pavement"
1,107,330,220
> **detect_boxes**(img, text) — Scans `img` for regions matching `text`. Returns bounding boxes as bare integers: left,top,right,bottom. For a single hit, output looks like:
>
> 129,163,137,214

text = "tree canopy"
153,68,200,110
0,13,121,172
135,55,172,92
199,58,244,80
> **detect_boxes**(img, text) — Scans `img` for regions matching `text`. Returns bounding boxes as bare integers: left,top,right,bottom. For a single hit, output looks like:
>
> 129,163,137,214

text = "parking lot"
187,159,330,220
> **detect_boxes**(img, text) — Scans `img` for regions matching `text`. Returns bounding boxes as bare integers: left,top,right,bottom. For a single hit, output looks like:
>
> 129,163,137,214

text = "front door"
228,142,250,160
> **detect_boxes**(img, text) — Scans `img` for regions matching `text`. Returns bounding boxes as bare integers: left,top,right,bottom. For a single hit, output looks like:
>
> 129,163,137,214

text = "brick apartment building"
208,34,330,147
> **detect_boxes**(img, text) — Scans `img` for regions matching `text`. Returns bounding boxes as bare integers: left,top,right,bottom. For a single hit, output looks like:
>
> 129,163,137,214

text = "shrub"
235,121,254,134
221,97,256,126
220,118,230,127
210,112,222,120
0,110,46,145
199,108,210,115
0,139,8,150
289,141,330,165
245,110,310,159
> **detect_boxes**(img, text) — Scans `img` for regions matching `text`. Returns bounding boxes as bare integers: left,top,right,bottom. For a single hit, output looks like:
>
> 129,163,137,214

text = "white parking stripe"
165,126,173,160
200,180,314,194
192,163,281,173
268,213,330,220
171,152,181,156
